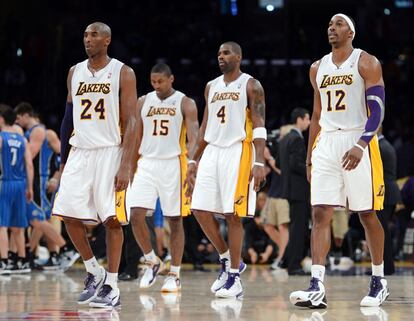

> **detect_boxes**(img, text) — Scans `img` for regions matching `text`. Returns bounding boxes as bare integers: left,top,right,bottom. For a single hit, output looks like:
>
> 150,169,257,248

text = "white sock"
311,264,325,282
372,262,384,277
84,257,101,276
105,272,118,289
229,268,239,274
144,250,158,263
219,250,230,261
170,265,181,277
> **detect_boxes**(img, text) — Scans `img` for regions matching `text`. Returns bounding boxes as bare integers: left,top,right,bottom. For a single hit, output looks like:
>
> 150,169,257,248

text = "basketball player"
0,104,33,274
290,14,389,308
14,103,72,269
186,42,266,298
128,63,199,292
52,22,138,308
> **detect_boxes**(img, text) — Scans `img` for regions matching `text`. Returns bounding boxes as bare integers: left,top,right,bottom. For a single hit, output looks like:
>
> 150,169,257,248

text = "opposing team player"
290,14,389,308
128,63,199,292
53,22,138,308
186,42,266,298
0,104,33,274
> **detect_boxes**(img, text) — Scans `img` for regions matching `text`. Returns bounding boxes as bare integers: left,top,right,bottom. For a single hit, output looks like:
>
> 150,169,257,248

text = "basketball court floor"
1,266,413,321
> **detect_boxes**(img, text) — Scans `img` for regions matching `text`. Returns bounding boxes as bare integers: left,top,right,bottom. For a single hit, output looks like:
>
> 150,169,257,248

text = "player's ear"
170,74,175,83
105,36,111,47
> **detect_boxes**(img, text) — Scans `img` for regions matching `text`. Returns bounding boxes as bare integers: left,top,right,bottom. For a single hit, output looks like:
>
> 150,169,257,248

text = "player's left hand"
46,178,59,193
250,165,266,192
115,165,130,191
342,146,364,171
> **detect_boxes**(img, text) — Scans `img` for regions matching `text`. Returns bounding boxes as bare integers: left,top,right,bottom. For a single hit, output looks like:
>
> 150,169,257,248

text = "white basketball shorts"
311,130,384,212
52,146,128,225
191,142,256,217
127,156,190,217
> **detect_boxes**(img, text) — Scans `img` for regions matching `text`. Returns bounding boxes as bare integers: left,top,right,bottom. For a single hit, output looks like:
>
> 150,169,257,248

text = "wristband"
253,127,267,140
254,162,265,167
354,143,365,152
188,160,196,165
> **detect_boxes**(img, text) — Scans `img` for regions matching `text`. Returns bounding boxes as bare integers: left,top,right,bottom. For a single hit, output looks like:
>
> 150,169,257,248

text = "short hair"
0,103,17,126
151,63,172,77
88,22,111,37
222,41,242,57
14,101,34,116
290,107,309,124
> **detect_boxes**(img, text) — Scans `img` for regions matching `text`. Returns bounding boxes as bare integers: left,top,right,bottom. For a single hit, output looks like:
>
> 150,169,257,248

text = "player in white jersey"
186,42,266,298
128,63,199,292
52,22,138,308
290,14,389,309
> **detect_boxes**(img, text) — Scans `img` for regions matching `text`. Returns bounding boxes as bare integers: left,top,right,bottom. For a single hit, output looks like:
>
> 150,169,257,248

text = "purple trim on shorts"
349,208,375,214
52,213,99,225
312,204,344,208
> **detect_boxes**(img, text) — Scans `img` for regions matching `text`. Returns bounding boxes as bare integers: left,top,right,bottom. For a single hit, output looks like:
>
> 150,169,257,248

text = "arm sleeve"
60,102,73,164
360,85,385,145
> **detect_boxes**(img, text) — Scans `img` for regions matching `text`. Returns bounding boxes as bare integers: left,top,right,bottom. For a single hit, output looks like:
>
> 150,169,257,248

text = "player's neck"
223,70,242,85
27,118,38,128
156,88,175,101
1,125,14,132
88,54,111,74
331,45,354,66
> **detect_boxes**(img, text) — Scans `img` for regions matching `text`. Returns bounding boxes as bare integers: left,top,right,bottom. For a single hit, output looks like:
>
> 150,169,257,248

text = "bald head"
222,41,242,57
87,22,112,37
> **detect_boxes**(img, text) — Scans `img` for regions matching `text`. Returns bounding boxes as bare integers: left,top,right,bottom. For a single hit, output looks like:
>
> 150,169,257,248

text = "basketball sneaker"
360,276,389,307
161,272,181,292
60,249,80,272
42,252,61,271
211,259,247,293
215,272,243,299
78,267,106,305
8,258,31,274
0,260,10,275
290,277,327,309
139,257,163,288
89,284,121,308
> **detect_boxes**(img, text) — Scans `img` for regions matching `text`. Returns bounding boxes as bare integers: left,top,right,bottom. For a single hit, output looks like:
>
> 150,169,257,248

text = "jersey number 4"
326,90,346,112
80,98,105,120
217,106,226,123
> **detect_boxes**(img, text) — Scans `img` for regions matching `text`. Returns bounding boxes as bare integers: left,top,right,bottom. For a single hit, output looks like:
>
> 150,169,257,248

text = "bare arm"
306,60,322,181
182,96,199,157
46,129,61,154
247,78,266,191
115,64,138,191
28,126,46,159
24,139,34,201
130,95,145,181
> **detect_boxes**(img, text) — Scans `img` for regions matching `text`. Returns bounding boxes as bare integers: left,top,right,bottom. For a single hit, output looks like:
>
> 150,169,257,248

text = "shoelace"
218,259,228,279
84,273,97,289
368,276,382,297
97,284,112,297
165,273,179,283
307,277,320,291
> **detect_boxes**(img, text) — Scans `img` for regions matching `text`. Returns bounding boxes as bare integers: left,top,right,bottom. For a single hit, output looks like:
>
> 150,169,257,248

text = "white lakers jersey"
205,73,252,147
70,58,124,148
316,49,367,131
139,90,186,159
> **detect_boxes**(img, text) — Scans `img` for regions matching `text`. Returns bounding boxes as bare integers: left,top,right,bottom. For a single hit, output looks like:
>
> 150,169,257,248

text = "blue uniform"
0,132,28,228
153,198,164,228
25,124,53,221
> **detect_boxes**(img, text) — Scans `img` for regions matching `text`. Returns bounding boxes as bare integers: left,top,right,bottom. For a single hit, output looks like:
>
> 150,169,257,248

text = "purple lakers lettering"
210,92,240,103
75,82,111,95
146,106,176,117
319,74,353,89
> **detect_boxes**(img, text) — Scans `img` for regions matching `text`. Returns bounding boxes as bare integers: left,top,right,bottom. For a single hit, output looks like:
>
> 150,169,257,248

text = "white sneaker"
290,277,327,309
139,257,163,289
89,284,121,308
360,276,389,307
215,273,243,299
161,272,181,292
211,259,246,293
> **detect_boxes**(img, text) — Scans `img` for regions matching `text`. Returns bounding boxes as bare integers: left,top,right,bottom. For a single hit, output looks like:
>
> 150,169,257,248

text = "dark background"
1,0,413,176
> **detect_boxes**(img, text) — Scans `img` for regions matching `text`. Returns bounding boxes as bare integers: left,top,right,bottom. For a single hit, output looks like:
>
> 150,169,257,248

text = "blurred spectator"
278,108,311,275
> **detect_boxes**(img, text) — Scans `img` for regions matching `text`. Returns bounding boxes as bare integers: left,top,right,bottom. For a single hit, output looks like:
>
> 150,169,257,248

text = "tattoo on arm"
250,79,265,125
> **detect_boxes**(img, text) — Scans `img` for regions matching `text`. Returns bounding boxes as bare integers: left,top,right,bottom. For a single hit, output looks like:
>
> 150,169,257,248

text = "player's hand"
250,165,266,192
115,165,130,192
306,165,312,183
342,146,364,171
26,188,33,202
46,178,59,193
184,163,197,197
